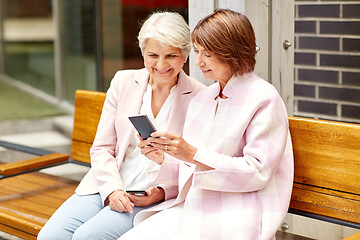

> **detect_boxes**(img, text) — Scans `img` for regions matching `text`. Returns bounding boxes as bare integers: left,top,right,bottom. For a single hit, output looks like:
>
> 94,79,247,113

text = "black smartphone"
128,115,156,140
126,190,147,196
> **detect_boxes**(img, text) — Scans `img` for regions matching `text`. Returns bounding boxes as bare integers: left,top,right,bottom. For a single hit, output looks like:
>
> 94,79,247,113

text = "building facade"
294,0,360,124
0,0,359,123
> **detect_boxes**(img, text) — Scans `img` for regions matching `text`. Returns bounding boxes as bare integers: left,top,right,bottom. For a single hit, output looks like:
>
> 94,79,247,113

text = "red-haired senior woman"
119,9,294,240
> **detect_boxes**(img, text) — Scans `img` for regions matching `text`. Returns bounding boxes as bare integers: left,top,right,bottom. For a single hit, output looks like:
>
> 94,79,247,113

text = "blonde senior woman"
37,11,204,240
119,9,294,240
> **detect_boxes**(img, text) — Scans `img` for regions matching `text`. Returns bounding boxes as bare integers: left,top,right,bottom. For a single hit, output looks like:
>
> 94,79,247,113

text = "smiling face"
193,42,233,88
143,38,186,85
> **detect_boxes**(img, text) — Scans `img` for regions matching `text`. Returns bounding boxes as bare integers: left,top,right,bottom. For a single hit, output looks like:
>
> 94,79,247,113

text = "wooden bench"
0,90,359,239
0,90,106,239
276,117,360,240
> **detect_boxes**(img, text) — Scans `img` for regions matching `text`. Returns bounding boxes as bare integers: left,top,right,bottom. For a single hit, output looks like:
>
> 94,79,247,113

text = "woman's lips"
155,68,171,74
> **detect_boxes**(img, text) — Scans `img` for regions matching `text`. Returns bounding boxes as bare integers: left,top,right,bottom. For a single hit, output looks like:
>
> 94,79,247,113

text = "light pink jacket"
75,68,205,204
134,72,294,240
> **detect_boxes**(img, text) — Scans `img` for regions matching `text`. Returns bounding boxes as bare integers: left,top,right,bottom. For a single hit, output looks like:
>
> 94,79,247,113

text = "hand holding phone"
126,190,147,196
129,115,156,140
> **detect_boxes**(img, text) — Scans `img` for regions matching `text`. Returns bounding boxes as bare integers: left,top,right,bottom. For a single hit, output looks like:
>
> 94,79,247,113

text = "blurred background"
0,0,188,116
0,1,359,239
0,0,359,123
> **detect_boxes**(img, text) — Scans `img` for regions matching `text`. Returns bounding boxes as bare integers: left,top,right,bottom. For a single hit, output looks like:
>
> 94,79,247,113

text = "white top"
119,84,176,190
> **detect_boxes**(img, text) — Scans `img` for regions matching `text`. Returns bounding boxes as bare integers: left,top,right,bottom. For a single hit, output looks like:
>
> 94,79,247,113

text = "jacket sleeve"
90,71,125,204
191,94,291,193
153,154,180,200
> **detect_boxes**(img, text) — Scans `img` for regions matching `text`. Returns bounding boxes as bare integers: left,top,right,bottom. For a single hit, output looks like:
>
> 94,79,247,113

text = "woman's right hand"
137,134,164,164
108,190,134,213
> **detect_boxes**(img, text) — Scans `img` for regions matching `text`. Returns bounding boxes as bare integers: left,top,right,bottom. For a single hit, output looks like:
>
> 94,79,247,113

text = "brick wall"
294,0,360,124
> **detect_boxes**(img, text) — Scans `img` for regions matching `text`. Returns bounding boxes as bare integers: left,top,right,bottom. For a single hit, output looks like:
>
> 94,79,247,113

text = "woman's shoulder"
246,73,280,98
109,68,148,87
243,74,286,111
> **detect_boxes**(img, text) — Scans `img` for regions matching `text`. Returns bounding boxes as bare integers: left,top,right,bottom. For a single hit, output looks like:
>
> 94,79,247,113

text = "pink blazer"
134,73,294,240
75,68,205,204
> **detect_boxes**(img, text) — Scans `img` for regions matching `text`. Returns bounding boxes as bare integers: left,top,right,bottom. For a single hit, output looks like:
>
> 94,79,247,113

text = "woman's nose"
195,54,202,66
156,57,166,69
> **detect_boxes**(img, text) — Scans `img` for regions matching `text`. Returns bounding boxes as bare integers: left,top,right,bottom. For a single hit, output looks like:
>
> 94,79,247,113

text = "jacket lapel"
115,69,149,165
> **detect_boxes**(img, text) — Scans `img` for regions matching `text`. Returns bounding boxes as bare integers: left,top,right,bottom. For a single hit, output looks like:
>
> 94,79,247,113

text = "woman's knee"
72,213,133,240
72,225,115,240
72,226,93,240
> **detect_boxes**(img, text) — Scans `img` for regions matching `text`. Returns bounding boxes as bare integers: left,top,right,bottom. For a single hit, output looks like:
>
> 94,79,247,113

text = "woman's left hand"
147,132,197,163
137,134,164,164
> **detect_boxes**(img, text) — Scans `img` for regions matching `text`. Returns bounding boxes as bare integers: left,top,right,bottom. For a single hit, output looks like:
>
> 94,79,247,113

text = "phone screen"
128,115,156,140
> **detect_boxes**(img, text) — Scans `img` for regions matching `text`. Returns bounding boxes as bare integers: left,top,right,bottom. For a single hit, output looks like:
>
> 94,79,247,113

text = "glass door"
2,0,56,95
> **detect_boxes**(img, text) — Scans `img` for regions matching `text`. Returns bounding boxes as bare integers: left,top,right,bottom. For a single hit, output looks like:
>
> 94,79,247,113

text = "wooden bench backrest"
288,116,360,228
70,90,106,164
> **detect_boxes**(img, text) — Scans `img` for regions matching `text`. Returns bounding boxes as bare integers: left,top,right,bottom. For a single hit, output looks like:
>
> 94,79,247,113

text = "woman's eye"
204,53,211,57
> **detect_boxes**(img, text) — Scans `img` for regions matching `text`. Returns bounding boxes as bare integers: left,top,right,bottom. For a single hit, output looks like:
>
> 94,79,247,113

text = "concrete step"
0,118,55,135
0,115,74,137
52,115,74,139
0,115,89,181
0,231,22,240
0,131,71,163
40,163,89,182
0,115,73,161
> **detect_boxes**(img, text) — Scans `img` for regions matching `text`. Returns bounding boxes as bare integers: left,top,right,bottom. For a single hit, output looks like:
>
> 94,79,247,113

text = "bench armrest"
0,153,69,178
0,140,69,179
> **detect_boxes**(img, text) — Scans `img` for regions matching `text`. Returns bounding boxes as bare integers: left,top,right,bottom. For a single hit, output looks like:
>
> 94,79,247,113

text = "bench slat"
72,90,106,142
289,116,360,229
289,117,360,193
0,222,37,240
0,172,78,237
71,140,93,165
291,183,360,225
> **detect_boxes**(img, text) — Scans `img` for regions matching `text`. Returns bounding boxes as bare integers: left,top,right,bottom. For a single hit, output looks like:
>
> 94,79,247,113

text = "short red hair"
192,9,257,76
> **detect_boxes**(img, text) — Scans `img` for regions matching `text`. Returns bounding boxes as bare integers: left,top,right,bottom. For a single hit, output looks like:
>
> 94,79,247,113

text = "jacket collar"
177,69,194,95
210,72,255,99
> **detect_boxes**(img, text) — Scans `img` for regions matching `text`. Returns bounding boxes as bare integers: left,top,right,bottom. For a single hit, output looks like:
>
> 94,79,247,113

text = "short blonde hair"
192,9,257,76
138,12,191,59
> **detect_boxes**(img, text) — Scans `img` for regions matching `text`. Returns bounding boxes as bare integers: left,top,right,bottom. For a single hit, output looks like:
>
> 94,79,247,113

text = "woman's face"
193,43,232,87
143,39,186,84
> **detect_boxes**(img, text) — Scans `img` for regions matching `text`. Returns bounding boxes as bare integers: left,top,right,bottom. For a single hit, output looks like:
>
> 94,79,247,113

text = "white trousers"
119,203,184,240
